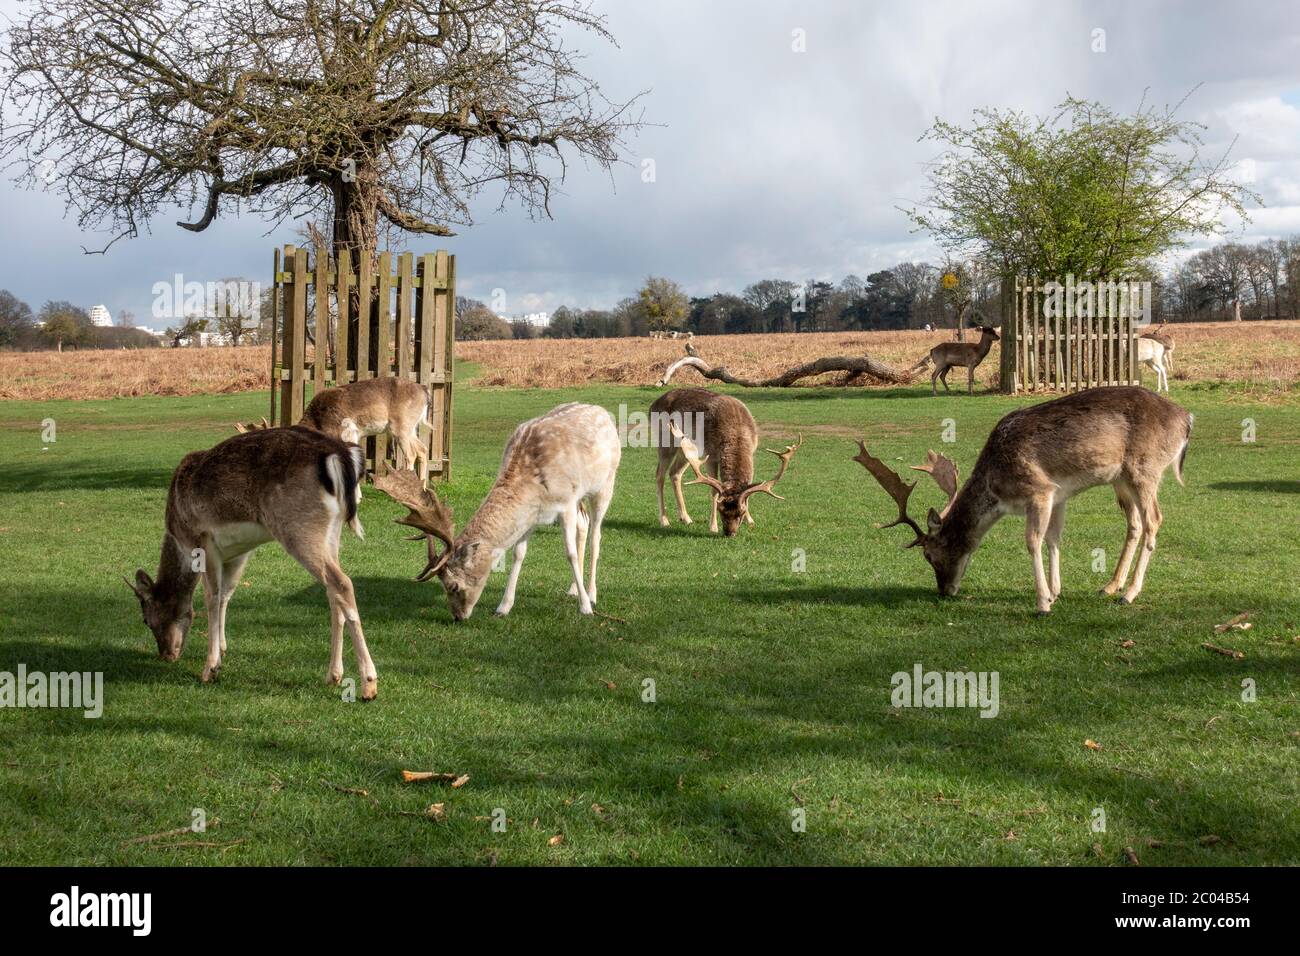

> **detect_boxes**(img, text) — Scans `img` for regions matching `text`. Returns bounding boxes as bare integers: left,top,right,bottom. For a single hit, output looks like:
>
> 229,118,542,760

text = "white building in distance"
88,304,114,327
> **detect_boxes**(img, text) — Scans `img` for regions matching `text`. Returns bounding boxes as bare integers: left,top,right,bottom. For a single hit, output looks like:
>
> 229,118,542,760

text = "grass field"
0,371,1297,865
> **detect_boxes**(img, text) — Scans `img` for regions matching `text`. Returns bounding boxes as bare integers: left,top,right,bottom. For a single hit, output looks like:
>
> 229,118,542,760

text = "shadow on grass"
0,463,174,493
1208,480,1300,494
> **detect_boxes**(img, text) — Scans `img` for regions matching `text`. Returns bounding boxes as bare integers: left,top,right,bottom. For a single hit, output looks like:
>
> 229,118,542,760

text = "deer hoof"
1035,608,1052,617
201,665,221,683
361,679,378,702
325,671,344,686
1115,595,1133,606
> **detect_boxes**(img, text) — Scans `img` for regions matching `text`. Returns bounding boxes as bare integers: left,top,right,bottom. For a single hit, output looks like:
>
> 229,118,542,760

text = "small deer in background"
125,426,379,697
912,325,1001,394
1137,325,1176,392
650,387,801,536
854,386,1192,614
374,402,621,620
237,377,431,475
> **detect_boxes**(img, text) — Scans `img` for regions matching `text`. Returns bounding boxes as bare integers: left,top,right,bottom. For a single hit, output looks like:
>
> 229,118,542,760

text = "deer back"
651,388,757,487
166,426,363,542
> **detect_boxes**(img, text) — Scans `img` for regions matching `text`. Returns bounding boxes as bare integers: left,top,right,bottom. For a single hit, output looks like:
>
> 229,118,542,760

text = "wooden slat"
335,248,351,384
396,252,413,382
415,253,436,481
443,253,456,481
373,251,392,474
269,247,280,422
356,252,373,380
313,245,329,396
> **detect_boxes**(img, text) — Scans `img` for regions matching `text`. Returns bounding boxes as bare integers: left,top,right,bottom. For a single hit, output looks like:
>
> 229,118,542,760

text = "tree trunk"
330,167,382,378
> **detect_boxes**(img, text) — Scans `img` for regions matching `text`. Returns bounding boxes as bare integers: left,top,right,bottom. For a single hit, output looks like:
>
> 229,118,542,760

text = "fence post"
269,247,280,423
999,277,1015,394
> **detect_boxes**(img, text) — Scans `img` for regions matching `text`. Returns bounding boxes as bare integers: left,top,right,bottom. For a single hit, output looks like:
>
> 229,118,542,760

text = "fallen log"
657,349,918,388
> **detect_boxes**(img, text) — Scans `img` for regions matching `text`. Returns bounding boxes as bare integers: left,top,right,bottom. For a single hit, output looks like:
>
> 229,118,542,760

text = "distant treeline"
457,236,1300,341
0,294,160,352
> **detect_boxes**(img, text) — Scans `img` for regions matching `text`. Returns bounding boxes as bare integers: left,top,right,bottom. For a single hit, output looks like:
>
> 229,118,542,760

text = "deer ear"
134,569,154,593
926,508,943,534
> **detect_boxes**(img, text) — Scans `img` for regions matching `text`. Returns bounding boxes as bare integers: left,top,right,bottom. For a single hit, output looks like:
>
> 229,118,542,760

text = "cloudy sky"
2,0,1299,325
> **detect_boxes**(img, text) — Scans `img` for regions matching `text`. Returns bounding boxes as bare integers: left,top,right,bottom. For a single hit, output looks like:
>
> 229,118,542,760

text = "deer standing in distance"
649,387,802,536
1136,324,1176,392
237,377,431,476
911,325,1001,395
373,402,620,620
854,386,1193,614
125,426,379,697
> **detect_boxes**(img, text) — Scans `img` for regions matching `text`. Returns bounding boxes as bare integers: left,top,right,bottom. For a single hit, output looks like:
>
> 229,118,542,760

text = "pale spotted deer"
238,377,431,475
374,403,621,620
650,388,801,536
854,386,1192,614
125,426,379,698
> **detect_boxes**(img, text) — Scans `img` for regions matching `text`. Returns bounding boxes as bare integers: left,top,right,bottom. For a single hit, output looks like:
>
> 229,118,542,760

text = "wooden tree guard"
269,245,456,481
1000,276,1140,394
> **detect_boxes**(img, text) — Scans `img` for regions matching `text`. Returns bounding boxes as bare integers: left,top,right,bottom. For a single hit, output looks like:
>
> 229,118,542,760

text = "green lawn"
0,379,1297,865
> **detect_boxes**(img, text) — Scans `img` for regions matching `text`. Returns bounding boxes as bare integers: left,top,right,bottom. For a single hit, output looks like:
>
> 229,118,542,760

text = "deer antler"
235,417,271,434
739,435,804,507
372,470,455,581
668,421,725,494
910,450,960,518
852,442,925,546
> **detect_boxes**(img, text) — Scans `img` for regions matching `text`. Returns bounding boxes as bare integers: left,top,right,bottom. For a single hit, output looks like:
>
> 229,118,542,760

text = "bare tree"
1,0,644,259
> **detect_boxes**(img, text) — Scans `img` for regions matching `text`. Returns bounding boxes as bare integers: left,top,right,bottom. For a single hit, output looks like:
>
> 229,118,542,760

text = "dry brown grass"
0,345,271,400
2,321,1298,401
461,321,1300,394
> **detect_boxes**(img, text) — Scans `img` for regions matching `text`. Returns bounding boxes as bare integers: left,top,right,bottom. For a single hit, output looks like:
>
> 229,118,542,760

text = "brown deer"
912,325,1001,394
373,402,621,621
649,388,801,536
125,426,379,698
854,386,1193,614
237,377,431,475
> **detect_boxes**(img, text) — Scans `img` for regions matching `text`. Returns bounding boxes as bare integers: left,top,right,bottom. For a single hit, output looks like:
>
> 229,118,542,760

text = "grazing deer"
237,377,431,475
854,386,1192,614
649,388,802,536
125,426,379,698
1137,336,1172,392
373,402,620,620
912,325,1000,394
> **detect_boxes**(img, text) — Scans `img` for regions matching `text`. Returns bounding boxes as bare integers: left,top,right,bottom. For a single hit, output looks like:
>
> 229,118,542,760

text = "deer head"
853,443,967,596
670,422,803,536
371,470,487,620
123,567,191,661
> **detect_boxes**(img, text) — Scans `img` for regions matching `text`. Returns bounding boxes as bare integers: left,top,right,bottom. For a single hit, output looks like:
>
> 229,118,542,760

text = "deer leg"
1046,501,1066,601
324,561,376,699
940,367,951,392
496,532,531,616
931,366,940,395
1025,497,1054,615
1101,486,1141,595
567,505,590,598
1120,490,1162,605
560,505,594,615
709,490,720,533
584,481,615,605
669,453,693,524
217,554,250,656
200,557,224,682
656,452,671,526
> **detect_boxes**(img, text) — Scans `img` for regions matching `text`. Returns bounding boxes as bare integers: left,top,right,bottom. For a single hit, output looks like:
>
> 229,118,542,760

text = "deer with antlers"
649,388,801,536
237,377,431,475
910,325,1000,395
373,403,621,620
854,386,1192,614
125,426,379,697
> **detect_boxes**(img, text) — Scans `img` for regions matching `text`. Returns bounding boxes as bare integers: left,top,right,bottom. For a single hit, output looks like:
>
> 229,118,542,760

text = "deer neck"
453,481,536,569
154,533,199,611
975,335,994,359
937,476,1001,559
